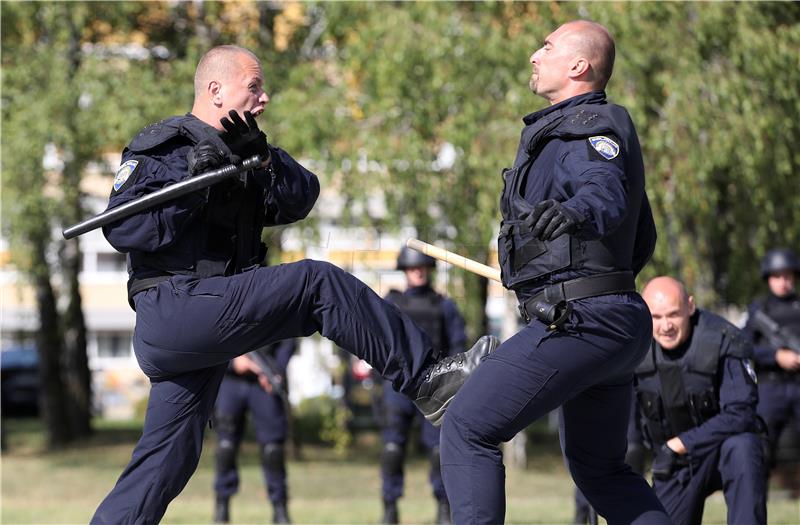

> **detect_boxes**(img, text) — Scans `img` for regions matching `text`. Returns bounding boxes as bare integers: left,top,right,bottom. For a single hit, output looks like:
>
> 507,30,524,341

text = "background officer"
213,339,296,524
378,248,466,524
633,276,766,525
743,248,800,495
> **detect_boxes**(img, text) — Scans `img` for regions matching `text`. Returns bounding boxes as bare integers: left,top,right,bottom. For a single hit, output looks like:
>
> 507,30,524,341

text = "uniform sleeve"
677,356,759,457
264,147,320,225
102,147,206,253
273,339,296,375
741,304,779,367
441,298,467,356
558,136,629,240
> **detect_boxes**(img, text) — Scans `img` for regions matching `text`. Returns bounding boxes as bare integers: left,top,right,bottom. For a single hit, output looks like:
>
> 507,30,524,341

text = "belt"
518,271,636,327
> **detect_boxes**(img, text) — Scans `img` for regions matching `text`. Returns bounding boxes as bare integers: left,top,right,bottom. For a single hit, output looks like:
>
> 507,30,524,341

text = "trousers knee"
721,433,764,475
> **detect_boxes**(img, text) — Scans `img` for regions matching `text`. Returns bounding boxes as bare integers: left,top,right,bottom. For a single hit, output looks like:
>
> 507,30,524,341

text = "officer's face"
644,288,696,350
529,25,578,103
223,55,269,120
768,269,796,298
404,267,431,288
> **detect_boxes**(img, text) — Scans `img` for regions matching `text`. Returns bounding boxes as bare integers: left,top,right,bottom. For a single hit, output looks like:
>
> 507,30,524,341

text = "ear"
687,295,697,316
568,57,591,80
209,80,223,107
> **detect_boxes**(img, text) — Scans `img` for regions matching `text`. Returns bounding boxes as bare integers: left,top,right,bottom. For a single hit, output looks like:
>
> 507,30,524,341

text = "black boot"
272,500,291,524
414,335,499,426
435,499,452,525
382,499,399,525
213,496,230,523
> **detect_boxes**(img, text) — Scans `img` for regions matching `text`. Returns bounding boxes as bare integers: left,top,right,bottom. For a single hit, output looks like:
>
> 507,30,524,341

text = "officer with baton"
89,45,497,524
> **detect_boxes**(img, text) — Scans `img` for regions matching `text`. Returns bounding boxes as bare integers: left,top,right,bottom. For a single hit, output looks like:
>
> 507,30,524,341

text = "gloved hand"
219,110,272,165
651,443,681,481
523,199,584,240
186,140,226,176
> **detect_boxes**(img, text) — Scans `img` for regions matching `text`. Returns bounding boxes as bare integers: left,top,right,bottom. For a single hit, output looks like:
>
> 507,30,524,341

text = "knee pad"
429,446,442,475
261,443,286,473
381,442,405,476
216,438,237,472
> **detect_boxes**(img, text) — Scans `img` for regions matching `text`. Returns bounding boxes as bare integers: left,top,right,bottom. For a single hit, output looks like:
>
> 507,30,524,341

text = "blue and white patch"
743,359,758,384
113,160,139,192
588,136,620,160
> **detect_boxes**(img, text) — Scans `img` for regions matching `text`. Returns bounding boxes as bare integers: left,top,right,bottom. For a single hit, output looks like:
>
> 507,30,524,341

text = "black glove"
219,110,272,164
651,443,681,481
186,140,226,176
523,199,584,241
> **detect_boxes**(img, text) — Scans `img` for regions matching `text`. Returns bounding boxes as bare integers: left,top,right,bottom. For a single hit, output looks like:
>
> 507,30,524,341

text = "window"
96,333,132,359
96,252,126,273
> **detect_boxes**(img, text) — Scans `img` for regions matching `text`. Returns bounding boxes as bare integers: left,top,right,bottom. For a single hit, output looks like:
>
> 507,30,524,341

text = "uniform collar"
522,90,607,126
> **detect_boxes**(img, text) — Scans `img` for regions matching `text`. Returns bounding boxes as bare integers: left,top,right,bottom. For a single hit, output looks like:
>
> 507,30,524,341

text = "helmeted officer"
438,21,671,524
633,276,766,525
743,248,800,483
91,45,496,524
379,247,466,524
213,339,296,524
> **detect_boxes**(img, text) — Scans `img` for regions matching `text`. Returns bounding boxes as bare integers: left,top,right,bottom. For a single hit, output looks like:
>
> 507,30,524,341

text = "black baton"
62,154,266,239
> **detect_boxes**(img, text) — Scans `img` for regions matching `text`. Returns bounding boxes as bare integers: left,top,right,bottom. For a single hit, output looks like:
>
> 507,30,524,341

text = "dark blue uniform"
631,310,766,525
440,91,670,524
213,339,296,510
380,285,466,506
743,293,800,471
91,115,438,524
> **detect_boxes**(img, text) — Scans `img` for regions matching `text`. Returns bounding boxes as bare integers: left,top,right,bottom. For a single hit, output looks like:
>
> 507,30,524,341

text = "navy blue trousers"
92,260,435,524
440,294,671,525
757,379,800,469
214,375,288,503
381,384,446,502
652,433,766,525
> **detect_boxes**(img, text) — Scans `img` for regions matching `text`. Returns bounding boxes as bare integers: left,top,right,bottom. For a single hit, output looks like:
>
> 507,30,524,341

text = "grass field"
2,418,798,524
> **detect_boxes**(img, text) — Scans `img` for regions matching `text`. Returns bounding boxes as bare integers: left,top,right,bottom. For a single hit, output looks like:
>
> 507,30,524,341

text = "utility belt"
127,274,173,308
759,369,798,383
518,271,636,330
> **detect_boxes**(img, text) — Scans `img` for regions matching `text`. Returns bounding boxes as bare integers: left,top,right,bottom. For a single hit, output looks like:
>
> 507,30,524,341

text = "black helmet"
396,246,436,270
760,248,800,279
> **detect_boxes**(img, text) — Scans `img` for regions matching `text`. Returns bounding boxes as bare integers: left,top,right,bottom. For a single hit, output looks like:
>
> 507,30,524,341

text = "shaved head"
194,45,260,100
642,276,696,350
558,20,616,89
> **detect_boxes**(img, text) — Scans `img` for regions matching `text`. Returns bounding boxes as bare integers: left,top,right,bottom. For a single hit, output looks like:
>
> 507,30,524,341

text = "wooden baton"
406,238,502,283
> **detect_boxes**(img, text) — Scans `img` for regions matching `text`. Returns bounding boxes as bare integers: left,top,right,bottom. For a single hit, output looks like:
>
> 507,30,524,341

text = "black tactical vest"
751,293,800,374
633,310,749,447
126,115,269,286
387,288,446,353
498,104,646,291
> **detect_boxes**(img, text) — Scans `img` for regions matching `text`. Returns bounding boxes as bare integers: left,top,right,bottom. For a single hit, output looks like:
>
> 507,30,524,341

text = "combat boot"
213,496,230,523
272,500,291,524
414,335,499,426
435,499,452,525
382,499,399,524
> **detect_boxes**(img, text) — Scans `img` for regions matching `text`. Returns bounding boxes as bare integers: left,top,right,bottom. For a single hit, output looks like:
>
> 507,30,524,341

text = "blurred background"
1,1,799,523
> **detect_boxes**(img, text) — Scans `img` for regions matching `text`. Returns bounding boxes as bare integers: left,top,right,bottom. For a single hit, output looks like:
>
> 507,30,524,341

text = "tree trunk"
32,238,72,448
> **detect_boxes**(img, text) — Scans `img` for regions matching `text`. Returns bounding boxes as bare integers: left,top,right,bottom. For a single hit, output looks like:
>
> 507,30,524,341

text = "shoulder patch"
112,159,139,194
743,359,758,385
588,135,620,160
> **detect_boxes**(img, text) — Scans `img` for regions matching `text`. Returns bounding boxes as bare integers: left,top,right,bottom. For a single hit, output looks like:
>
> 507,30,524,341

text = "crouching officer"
378,248,466,524
634,276,766,525
743,248,800,490
213,339,296,523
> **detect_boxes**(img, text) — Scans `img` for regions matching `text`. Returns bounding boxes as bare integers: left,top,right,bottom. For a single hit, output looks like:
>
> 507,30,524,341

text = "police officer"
633,276,766,525
743,249,800,484
213,339,296,524
379,248,466,524
439,21,671,524
91,45,496,524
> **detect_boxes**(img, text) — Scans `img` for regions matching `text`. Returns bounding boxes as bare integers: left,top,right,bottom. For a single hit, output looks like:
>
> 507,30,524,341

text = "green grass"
2,419,798,524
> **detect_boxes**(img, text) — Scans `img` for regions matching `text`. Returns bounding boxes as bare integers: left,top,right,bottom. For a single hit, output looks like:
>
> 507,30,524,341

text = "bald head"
642,276,696,350
558,20,616,89
194,45,260,100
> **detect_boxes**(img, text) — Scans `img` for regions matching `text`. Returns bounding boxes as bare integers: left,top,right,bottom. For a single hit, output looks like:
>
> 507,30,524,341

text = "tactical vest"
633,310,748,447
387,288,446,353
498,104,646,291
126,115,269,291
752,293,800,375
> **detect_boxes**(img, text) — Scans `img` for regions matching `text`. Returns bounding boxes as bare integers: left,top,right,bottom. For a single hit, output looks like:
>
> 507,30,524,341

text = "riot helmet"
760,248,800,279
396,246,436,270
